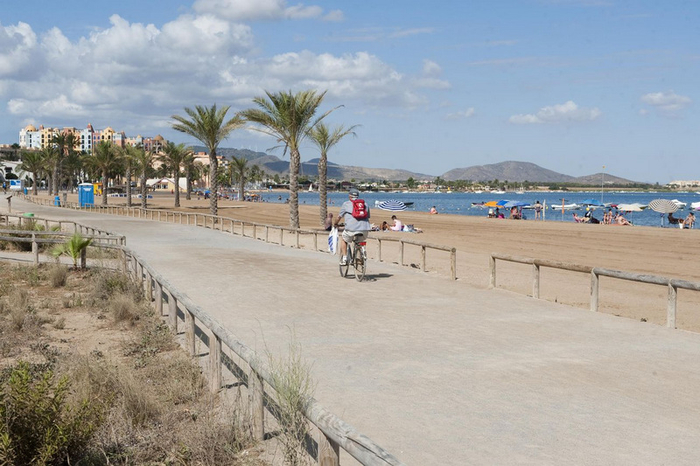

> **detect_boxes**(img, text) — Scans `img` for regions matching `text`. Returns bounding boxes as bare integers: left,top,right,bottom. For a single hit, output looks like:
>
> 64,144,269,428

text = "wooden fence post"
265,226,269,243
378,239,383,262
667,283,677,329
313,231,318,251
399,241,404,266
450,248,457,281
489,255,496,289
532,263,540,299
146,271,153,302
318,432,340,466
420,245,426,272
280,228,284,246
209,333,221,393
590,270,599,312
249,370,265,441
32,234,38,265
253,224,257,240
155,281,163,316
185,310,196,356
168,292,178,331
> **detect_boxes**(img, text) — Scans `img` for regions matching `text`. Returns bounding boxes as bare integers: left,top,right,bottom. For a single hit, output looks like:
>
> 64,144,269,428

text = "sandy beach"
22,191,700,332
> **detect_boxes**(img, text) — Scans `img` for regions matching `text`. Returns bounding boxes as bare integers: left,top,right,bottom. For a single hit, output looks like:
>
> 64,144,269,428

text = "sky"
1,0,698,183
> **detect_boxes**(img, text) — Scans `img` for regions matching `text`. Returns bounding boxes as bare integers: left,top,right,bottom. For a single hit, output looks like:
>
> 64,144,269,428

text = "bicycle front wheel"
353,245,366,281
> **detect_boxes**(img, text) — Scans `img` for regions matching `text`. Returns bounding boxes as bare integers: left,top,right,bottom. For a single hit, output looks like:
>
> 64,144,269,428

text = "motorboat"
671,199,687,209
550,203,581,210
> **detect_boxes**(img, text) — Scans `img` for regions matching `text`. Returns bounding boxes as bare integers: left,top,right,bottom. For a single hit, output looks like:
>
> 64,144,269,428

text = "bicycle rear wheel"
353,244,366,281
339,245,350,277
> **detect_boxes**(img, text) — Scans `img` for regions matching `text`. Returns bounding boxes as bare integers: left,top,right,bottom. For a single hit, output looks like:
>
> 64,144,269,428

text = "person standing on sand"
534,200,542,220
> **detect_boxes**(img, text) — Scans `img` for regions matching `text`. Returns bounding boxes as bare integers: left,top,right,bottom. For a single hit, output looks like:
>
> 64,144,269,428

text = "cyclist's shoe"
339,257,348,266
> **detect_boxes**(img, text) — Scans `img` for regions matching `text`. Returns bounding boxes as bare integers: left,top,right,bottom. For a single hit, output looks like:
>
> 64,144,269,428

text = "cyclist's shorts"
342,230,368,243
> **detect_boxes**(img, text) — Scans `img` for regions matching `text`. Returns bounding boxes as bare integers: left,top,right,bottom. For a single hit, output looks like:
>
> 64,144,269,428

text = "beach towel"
328,227,338,255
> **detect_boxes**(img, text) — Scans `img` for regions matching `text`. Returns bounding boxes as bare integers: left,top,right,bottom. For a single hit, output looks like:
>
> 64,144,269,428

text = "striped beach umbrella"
648,199,678,227
376,200,408,212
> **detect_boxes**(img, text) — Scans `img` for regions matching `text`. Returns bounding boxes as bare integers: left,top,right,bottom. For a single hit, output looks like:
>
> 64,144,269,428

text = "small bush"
0,361,106,465
89,270,143,303
49,264,69,287
109,295,140,325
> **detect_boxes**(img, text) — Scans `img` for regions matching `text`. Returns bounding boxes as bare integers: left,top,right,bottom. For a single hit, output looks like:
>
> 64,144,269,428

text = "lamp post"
601,165,605,204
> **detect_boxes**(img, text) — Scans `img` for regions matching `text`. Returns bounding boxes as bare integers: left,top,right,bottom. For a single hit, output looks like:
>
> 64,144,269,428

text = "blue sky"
1,0,697,183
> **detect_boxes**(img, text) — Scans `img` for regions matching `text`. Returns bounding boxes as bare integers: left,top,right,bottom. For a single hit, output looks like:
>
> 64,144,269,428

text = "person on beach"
334,188,371,266
683,212,695,229
429,206,438,214
390,215,403,231
534,200,542,220
324,212,334,231
668,213,683,226
615,214,632,226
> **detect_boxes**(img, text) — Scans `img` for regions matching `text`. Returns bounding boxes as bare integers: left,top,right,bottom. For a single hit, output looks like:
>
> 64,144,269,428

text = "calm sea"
258,190,700,228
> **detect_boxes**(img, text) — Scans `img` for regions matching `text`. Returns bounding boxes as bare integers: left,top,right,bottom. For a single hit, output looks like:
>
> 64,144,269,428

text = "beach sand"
28,192,700,332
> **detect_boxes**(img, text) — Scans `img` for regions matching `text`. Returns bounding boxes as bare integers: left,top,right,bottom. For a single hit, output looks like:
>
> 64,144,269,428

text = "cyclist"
335,188,371,266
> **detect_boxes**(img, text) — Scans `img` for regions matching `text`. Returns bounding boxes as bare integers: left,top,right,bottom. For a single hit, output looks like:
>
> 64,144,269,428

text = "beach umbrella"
649,199,678,226
648,199,678,213
376,200,407,212
503,200,530,208
616,203,646,212
484,200,509,208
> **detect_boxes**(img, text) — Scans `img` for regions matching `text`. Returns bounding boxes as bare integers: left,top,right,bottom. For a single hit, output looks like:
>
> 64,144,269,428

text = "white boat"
671,199,687,209
491,190,506,194
551,203,581,210
691,201,700,210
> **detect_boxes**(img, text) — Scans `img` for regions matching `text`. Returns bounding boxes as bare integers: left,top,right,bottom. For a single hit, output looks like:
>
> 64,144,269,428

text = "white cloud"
1,15,439,126
193,0,327,21
509,100,601,124
0,21,38,78
640,91,691,115
323,10,344,22
446,108,476,120
422,59,442,76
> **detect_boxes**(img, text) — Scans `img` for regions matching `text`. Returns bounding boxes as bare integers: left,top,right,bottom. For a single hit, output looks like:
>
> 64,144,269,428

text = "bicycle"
339,232,367,281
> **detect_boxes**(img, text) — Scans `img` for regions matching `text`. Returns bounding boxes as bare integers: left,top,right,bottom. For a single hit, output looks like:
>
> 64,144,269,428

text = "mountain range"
199,147,638,185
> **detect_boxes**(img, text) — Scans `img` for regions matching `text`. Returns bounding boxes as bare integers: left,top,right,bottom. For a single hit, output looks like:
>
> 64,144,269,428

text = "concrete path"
10,198,700,465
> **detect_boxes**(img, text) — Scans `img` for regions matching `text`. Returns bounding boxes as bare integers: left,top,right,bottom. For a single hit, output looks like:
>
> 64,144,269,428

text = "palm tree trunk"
126,164,132,207
101,170,108,205
209,153,218,217
185,167,192,200
239,175,244,202
289,149,300,229
52,163,59,195
32,171,38,196
174,171,180,207
318,154,328,226
141,173,147,209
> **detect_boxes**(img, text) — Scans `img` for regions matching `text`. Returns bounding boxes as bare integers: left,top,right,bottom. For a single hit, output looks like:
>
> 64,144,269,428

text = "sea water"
259,190,700,228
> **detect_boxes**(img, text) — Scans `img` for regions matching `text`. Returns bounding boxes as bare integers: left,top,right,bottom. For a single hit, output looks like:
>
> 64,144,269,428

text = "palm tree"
51,233,92,269
240,90,336,229
310,123,358,226
121,145,141,207
182,151,197,200
229,156,249,201
84,141,121,206
171,105,244,216
50,133,78,194
18,151,47,195
158,142,190,207
130,146,156,209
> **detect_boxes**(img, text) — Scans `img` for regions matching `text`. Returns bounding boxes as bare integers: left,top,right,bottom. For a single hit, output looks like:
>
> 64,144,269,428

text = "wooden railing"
0,212,406,466
489,253,700,329
21,194,457,280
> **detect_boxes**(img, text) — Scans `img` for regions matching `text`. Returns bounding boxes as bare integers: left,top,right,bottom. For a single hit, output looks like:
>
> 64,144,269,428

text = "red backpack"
351,199,368,219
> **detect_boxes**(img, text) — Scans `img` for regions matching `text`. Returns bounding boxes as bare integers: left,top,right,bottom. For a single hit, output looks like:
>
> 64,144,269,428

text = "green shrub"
0,361,106,465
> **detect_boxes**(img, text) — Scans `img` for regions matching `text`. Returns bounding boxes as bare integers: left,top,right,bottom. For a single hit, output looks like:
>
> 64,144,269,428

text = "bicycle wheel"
339,245,350,277
353,244,366,281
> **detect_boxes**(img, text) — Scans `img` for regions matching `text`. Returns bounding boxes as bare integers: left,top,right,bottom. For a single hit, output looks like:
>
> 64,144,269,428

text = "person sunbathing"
683,212,695,229
572,213,588,223
615,214,632,226
668,213,683,225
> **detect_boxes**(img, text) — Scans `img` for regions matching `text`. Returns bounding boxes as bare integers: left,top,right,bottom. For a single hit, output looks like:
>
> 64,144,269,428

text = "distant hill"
193,146,432,181
194,148,638,184
442,161,637,185
442,161,575,183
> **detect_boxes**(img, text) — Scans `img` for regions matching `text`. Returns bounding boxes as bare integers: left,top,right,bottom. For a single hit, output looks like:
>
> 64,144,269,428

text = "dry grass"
0,261,266,465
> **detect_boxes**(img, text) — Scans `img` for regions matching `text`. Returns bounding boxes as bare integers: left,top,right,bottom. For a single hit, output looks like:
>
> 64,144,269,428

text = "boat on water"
491,190,506,194
550,203,582,210
671,199,687,209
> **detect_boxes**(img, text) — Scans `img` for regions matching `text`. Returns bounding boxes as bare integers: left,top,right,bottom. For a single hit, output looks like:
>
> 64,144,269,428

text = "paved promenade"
9,197,700,465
